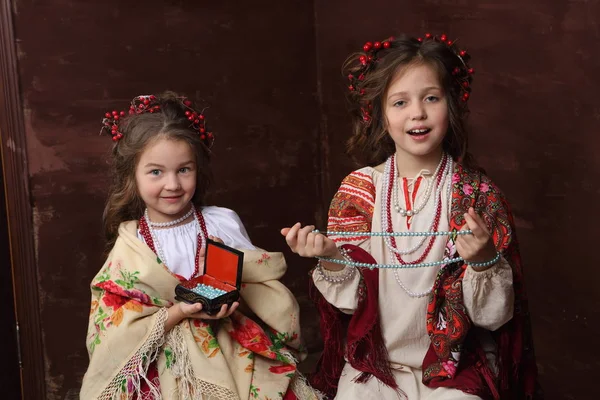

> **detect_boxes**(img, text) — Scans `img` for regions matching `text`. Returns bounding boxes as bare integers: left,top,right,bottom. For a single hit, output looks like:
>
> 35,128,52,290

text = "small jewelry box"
175,239,244,315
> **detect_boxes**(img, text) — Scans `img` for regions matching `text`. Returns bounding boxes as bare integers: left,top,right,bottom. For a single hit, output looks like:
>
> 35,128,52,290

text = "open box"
175,239,244,315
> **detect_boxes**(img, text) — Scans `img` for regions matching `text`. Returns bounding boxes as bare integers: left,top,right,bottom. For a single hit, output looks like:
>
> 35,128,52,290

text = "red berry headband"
347,33,474,124
100,94,214,147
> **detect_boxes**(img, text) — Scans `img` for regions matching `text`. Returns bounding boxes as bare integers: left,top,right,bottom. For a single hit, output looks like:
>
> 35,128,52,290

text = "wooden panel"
0,140,22,400
0,0,45,398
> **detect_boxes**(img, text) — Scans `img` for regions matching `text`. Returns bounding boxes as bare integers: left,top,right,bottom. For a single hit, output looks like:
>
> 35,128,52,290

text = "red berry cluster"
418,33,475,102
101,95,161,142
102,110,126,141
347,36,395,123
129,95,161,115
183,100,214,145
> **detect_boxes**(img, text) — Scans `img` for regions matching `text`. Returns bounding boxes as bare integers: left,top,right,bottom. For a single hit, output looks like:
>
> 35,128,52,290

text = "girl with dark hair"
82,92,319,399
283,34,540,399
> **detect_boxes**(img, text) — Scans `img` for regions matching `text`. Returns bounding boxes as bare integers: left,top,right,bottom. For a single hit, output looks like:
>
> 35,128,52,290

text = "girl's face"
135,137,197,223
384,63,449,164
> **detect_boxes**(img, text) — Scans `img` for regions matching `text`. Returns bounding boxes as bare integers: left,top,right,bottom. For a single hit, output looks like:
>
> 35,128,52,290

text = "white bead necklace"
392,153,445,217
393,269,434,298
394,164,453,299
147,206,195,228
381,155,452,256
144,205,204,268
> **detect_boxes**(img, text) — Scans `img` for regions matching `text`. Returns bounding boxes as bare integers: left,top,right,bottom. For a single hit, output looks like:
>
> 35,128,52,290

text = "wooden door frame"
0,1,46,399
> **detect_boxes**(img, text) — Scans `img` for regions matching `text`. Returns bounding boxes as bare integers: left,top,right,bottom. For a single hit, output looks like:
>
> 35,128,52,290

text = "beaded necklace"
382,154,451,263
382,153,448,256
139,205,209,278
383,154,453,296
147,206,195,228
392,153,445,217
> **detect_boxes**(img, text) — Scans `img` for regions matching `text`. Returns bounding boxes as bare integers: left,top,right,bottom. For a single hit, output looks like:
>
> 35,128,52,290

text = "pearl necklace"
393,269,434,298
384,155,447,256
317,254,464,269
139,205,209,278
316,251,500,270
381,154,451,258
147,206,195,228
315,229,472,237
390,163,454,297
392,153,445,217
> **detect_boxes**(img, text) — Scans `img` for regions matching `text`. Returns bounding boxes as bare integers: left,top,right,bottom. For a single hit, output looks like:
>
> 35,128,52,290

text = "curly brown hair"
344,34,477,169
102,91,212,250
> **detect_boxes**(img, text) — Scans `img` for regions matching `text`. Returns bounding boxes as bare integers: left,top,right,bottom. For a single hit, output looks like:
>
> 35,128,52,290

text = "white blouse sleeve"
202,206,256,250
311,238,371,315
312,265,360,315
462,256,515,331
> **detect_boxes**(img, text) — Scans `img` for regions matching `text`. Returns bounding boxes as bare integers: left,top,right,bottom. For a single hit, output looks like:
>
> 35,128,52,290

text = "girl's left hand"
197,236,224,265
456,207,497,269
208,235,224,244
181,301,239,320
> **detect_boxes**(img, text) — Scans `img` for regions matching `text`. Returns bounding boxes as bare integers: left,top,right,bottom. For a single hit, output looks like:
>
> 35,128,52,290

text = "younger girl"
81,92,318,399
283,34,541,399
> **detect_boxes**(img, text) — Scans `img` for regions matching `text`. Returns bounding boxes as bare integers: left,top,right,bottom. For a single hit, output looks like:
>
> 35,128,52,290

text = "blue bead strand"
317,252,502,270
313,229,473,237
465,252,501,268
191,283,227,299
316,255,465,270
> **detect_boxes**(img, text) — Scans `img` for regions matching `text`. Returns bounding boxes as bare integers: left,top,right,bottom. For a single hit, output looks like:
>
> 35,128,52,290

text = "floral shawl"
81,220,320,400
311,163,541,399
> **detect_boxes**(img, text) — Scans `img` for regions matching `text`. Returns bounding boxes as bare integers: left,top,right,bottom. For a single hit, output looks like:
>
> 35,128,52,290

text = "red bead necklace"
385,154,446,265
139,206,209,278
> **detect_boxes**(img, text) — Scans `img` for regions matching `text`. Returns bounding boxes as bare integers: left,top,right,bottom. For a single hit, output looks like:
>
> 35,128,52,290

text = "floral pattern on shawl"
81,220,314,400
87,261,169,355
312,163,539,399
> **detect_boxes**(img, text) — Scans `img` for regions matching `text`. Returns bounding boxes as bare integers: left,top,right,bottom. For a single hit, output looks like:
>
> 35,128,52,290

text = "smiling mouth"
407,128,431,136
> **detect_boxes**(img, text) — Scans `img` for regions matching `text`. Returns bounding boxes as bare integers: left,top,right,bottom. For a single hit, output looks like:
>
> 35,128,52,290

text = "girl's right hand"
281,223,346,271
165,297,239,333
178,301,239,320
281,223,339,258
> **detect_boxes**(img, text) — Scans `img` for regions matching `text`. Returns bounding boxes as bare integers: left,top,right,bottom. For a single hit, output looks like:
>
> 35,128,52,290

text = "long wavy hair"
102,91,212,250
344,33,478,169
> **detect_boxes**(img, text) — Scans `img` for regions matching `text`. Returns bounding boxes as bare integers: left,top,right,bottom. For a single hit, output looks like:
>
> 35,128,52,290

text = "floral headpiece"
100,94,214,147
347,33,475,124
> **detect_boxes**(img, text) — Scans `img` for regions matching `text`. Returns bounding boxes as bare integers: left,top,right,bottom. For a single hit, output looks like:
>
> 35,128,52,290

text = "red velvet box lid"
203,239,244,289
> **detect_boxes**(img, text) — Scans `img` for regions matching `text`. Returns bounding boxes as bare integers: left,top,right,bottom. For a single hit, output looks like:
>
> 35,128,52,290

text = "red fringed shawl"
310,164,541,399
